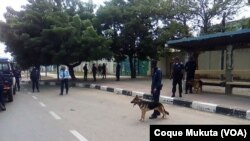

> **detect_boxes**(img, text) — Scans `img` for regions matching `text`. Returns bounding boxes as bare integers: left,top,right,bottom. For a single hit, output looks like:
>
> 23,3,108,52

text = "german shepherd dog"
189,79,203,93
130,95,169,121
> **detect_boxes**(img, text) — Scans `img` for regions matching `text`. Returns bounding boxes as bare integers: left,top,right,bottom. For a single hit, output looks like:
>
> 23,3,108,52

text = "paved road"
0,85,249,141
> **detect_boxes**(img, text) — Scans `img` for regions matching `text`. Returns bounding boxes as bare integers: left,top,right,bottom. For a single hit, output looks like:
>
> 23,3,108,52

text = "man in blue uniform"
149,66,163,119
30,67,40,92
83,64,88,81
14,68,21,91
185,56,196,94
171,57,184,97
59,66,70,95
116,62,121,81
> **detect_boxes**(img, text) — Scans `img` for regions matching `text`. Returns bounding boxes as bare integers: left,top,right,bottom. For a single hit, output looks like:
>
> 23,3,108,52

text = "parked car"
0,58,16,102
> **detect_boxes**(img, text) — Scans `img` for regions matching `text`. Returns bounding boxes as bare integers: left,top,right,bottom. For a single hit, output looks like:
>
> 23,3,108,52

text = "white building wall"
234,48,250,69
198,47,250,80
157,57,167,76
198,51,221,70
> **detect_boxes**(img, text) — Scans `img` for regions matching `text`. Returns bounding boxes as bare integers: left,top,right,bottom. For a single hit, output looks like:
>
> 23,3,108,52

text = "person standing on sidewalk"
59,66,70,95
30,67,40,93
171,56,184,97
149,66,163,119
14,67,22,91
185,56,196,94
116,62,121,81
102,63,106,79
0,71,6,111
83,64,88,81
98,64,102,77
92,63,97,81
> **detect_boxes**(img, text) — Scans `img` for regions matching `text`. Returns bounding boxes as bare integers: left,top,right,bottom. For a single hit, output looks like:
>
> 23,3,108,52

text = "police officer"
30,67,40,92
149,66,163,119
185,56,196,94
14,68,21,91
83,64,88,81
92,64,97,81
116,62,121,81
0,71,6,111
59,66,70,95
171,57,184,97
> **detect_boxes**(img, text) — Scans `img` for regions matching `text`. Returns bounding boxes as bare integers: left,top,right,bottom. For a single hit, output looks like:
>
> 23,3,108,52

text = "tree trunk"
129,55,136,79
66,61,82,80
151,60,157,76
68,66,75,80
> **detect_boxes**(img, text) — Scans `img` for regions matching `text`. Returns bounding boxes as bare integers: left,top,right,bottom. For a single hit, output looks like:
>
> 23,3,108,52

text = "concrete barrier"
192,101,217,113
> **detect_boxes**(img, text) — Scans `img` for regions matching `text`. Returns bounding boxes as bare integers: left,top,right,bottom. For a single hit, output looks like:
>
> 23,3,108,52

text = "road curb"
26,81,250,120
87,83,249,120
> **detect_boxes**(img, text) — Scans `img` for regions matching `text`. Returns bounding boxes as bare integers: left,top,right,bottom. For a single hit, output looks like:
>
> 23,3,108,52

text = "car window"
0,63,10,71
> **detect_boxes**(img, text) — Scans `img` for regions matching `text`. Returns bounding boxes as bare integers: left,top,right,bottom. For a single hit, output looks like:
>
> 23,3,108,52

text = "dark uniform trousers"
60,79,68,94
32,78,39,92
172,77,182,97
185,72,195,93
152,88,161,116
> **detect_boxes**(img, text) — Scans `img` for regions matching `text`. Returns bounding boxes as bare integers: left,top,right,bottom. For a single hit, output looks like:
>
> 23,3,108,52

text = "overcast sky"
0,0,249,58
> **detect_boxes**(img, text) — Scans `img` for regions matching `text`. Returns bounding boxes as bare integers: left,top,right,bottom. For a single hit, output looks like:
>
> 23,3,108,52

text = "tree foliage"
0,0,246,80
0,0,112,79
95,0,188,78
192,0,245,34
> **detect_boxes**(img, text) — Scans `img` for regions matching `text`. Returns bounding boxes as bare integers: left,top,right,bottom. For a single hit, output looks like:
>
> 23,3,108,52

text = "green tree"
192,0,245,34
94,0,126,63
0,0,112,79
95,0,165,78
170,0,195,35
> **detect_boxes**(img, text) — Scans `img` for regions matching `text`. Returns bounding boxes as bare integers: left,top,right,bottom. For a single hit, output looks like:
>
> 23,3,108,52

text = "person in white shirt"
59,66,70,95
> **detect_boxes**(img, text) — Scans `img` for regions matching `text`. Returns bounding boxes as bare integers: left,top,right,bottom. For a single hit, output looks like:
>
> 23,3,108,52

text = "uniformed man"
116,62,121,81
59,66,70,95
149,66,163,119
171,57,184,97
83,64,88,81
14,68,21,91
30,67,40,92
185,56,197,94
92,64,97,81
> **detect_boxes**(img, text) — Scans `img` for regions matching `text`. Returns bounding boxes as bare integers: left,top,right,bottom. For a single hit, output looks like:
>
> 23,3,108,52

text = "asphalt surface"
0,85,249,141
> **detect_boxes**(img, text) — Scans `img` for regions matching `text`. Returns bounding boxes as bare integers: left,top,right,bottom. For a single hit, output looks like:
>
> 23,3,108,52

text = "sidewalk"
23,72,250,120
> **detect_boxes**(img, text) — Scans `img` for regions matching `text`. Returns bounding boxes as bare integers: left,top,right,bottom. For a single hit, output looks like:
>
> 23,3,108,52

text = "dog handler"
149,66,163,119
171,56,184,97
184,56,196,94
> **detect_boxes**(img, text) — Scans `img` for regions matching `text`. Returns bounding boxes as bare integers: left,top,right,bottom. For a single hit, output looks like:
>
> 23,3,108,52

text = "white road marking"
49,111,61,120
32,96,37,100
39,102,46,107
70,130,88,141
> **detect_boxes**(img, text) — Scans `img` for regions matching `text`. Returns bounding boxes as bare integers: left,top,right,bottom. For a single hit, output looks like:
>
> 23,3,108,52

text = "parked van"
0,58,16,102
